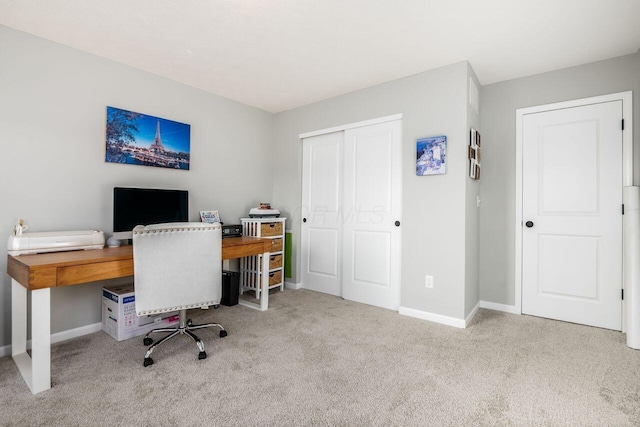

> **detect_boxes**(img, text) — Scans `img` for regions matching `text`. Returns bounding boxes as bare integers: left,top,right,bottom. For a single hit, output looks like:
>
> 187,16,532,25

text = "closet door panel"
301,132,343,296
342,120,402,310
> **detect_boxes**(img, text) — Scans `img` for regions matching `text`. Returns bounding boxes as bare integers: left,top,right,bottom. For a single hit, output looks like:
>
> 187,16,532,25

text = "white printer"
248,202,280,218
8,230,105,256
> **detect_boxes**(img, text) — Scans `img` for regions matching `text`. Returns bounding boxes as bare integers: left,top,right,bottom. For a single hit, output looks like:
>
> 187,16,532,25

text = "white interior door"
301,132,343,296
342,120,402,310
521,101,623,330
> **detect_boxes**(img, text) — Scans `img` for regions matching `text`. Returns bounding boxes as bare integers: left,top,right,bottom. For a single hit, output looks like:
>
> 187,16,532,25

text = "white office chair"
132,222,226,367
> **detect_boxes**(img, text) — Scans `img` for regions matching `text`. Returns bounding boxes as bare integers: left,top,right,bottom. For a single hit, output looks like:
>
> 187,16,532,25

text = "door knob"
303,218,307,223
525,221,534,228
395,221,401,227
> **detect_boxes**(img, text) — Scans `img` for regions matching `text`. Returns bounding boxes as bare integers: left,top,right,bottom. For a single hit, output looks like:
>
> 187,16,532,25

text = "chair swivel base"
142,310,226,367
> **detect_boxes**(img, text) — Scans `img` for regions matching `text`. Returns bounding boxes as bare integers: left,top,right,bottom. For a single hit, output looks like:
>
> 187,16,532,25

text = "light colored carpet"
1,288,639,426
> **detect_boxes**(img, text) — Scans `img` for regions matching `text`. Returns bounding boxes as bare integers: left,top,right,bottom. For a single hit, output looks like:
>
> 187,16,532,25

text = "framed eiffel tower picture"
105,106,191,170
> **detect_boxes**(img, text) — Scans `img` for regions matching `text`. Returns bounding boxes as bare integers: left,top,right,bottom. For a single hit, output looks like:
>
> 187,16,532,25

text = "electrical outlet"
425,275,434,289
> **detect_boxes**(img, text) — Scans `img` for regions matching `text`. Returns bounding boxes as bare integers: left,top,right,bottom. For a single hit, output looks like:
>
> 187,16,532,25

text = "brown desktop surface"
7,236,270,290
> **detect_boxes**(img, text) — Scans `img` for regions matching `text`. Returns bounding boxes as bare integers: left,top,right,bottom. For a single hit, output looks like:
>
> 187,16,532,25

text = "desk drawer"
58,259,134,286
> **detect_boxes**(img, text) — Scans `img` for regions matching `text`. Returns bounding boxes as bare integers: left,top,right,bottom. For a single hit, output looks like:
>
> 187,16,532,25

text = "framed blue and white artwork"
416,135,447,176
105,106,191,170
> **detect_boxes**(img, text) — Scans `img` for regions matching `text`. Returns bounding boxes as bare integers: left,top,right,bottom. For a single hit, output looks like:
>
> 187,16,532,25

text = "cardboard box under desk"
102,283,179,342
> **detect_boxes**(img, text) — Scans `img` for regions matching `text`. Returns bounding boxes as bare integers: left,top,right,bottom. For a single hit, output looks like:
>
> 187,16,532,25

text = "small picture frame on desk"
200,210,220,223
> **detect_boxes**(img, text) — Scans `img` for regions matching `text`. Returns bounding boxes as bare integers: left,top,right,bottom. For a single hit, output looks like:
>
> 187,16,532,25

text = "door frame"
299,113,403,139
515,91,633,326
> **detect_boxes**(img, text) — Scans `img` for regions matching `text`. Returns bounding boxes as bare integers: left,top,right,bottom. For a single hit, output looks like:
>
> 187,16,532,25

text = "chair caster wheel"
143,337,153,346
198,351,207,360
143,357,154,367
220,330,228,338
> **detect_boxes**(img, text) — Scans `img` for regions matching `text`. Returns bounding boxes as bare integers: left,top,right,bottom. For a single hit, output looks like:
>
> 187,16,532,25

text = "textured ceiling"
1,0,639,113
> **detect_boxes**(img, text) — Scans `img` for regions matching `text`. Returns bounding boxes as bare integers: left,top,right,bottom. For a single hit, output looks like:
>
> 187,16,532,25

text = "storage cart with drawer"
240,217,286,299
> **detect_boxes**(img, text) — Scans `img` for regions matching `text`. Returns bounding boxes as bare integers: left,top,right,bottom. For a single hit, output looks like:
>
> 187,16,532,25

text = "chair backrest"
132,222,222,316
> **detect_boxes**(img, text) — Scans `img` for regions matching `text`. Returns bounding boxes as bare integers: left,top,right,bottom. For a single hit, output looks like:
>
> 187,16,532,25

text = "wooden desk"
6,236,272,394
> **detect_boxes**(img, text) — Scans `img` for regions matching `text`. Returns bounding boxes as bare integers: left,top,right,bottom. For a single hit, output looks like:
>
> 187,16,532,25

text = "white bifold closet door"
301,118,402,310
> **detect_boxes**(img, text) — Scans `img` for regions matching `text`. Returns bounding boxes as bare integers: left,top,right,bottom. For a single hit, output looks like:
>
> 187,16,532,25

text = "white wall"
479,52,640,306
272,61,472,320
0,26,274,347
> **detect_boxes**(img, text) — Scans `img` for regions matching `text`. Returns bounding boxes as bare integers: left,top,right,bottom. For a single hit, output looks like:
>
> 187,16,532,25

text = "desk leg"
11,280,27,358
12,279,51,394
238,251,271,312
260,251,270,311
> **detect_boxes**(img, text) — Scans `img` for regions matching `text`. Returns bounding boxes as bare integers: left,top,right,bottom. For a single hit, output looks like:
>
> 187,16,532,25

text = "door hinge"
622,289,624,300
622,119,625,130
622,204,625,215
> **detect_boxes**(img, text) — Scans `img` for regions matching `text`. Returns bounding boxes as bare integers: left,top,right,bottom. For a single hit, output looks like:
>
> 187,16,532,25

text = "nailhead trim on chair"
133,226,217,235
138,300,219,316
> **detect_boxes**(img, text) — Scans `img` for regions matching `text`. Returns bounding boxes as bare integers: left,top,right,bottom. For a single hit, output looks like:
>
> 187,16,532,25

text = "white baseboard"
284,281,302,290
1,344,11,358
465,301,480,327
0,322,102,358
399,306,466,329
479,300,519,314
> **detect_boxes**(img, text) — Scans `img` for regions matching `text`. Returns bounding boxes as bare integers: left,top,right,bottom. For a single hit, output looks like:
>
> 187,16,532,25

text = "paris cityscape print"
105,106,191,170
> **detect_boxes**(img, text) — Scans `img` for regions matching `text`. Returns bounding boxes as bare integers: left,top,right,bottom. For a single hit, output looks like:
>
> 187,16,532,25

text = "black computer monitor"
113,187,188,239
